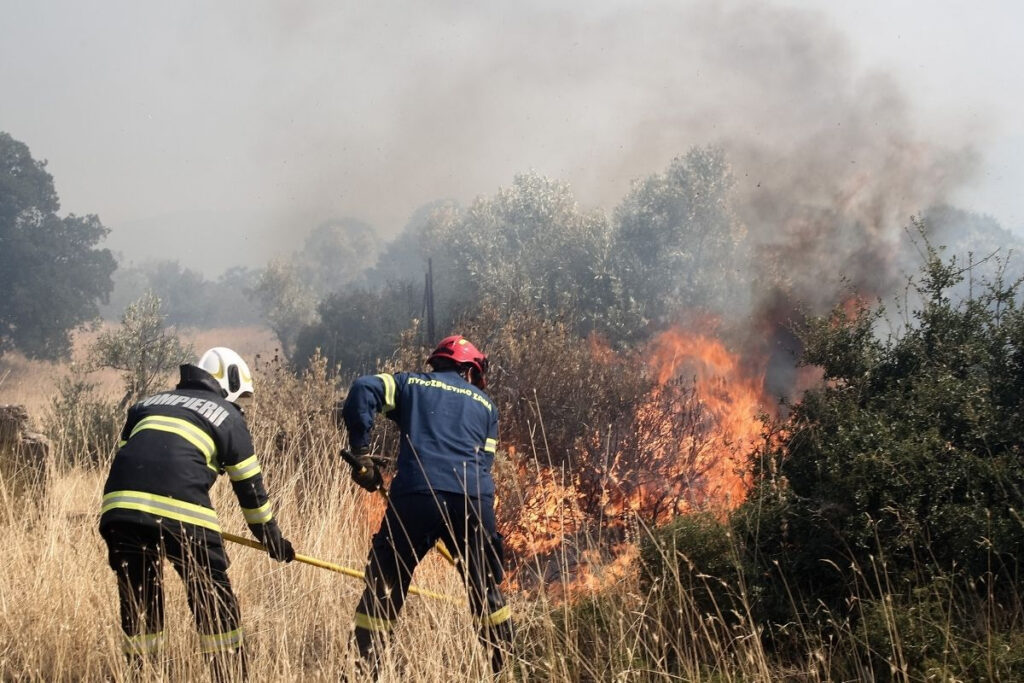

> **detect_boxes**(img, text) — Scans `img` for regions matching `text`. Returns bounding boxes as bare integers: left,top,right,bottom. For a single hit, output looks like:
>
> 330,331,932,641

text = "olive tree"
91,292,193,406
612,146,747,335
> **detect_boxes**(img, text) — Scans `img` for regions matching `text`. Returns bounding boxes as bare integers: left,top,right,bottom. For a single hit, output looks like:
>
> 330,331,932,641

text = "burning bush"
415,302,780,592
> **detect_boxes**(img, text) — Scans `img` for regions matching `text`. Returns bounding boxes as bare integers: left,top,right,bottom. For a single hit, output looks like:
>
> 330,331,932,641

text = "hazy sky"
2,0,1022,274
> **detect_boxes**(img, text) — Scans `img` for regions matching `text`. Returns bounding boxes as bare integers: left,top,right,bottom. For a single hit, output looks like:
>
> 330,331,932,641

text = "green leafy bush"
731,228,1024,675
91,292,193,406
293,280,420,377
43,376,120,467
637,512,754,674
639,512,742,615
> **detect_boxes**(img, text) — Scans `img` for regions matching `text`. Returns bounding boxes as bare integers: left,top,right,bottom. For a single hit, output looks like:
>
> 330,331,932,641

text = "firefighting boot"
482,619,515,675
352,626,383,681
208,647,248,683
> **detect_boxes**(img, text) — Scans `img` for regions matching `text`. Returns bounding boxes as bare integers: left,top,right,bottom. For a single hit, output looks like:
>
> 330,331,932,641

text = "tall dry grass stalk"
0,450,874,682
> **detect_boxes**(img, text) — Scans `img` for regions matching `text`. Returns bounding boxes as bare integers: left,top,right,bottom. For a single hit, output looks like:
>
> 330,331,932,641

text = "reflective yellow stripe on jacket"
101,490,221,532
484,438,497,453
375,373,397,412
241,501,273,525
130,415,219,473
224,454,261,482
481,605,512,627
122,630,166,655
355,612,394,633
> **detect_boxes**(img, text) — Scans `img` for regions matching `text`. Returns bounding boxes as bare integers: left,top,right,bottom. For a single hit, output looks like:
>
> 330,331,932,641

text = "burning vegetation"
493,322,777,596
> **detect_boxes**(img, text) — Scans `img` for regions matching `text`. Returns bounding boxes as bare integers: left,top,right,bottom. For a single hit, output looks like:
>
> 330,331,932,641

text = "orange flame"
643,326,772,511
501,326,778,597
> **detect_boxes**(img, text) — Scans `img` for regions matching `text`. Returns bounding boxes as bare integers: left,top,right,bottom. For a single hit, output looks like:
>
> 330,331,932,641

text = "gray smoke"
173,3,959,217
245,1,976,289
55,0,978,288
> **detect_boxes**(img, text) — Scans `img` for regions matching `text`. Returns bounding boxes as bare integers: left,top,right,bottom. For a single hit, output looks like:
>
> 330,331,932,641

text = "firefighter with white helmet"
197,346,256,403
99,346,293,681
340,335,514,676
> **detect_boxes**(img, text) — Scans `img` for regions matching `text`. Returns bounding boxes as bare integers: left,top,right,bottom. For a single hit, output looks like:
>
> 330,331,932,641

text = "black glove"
342,447,383,492
351,454,383,492
250,521,295,563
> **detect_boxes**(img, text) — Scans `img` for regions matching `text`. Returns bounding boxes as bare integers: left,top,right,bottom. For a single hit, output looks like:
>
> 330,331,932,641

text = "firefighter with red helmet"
99,347,294,681
339,335,514,676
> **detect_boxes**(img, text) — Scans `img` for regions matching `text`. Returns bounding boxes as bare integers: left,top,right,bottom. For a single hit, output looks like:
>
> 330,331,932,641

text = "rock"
0,404,30,446
0,404,50,481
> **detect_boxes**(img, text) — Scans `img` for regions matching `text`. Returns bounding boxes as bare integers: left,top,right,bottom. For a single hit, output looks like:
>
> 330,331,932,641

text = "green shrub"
293,280,420,377
90,291,192,406
639,512,739,613
43,376,120,467
541,593,648,682
637,512,753,674
851,579,1024,682
733,227,1024,671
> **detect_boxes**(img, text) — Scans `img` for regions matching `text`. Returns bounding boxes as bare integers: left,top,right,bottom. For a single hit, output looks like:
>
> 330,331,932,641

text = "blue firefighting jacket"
341,369,499,498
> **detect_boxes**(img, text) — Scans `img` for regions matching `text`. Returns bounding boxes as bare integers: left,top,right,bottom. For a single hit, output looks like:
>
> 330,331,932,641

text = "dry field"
0,443,511,681
0,325,280,421
0,324,903,682
0,326,529,681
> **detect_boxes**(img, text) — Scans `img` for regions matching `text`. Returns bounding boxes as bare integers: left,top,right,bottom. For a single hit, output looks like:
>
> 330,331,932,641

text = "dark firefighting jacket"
100,364,276,535
342,369,499,499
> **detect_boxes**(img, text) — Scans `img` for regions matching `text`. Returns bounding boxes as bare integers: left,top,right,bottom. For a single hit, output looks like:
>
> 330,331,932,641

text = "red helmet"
427,335,490,388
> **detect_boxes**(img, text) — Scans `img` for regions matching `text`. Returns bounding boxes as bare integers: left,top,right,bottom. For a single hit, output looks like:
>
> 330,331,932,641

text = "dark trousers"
353,491,514,675
99,520,246,680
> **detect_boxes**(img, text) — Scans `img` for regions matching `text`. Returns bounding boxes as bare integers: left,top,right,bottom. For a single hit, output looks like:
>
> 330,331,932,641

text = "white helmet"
197,347,254,403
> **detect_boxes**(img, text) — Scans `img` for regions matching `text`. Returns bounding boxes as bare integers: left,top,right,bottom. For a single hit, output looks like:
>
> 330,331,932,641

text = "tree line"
3,128,1018,378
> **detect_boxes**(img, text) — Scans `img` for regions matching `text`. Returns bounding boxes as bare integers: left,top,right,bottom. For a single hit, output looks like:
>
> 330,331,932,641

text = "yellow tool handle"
374,488,458,567
433,540,457,565
220,531,463,605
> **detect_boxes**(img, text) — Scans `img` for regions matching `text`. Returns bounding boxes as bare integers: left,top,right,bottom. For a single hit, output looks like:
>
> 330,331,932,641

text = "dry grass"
0,413,785,680
0,325,278,424
3,326,1011,681
6,450,975,682
0,454,502,681
0,328,509,681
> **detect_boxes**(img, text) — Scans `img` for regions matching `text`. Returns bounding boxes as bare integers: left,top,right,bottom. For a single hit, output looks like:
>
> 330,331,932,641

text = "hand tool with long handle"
220,531,464,605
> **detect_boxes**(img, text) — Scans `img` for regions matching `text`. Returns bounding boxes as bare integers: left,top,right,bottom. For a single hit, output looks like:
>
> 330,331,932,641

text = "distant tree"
0,132,116,359
102,264,150,320
293,280,420,376
913,204,1024,296
90,292,192,406
212,266,262,325
424,173,624,338
146,260,212,325
104,261,261,327
298,218,379,295
364,200,459,288
612,146,747,335
249,259,318,360
292,155,746,381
